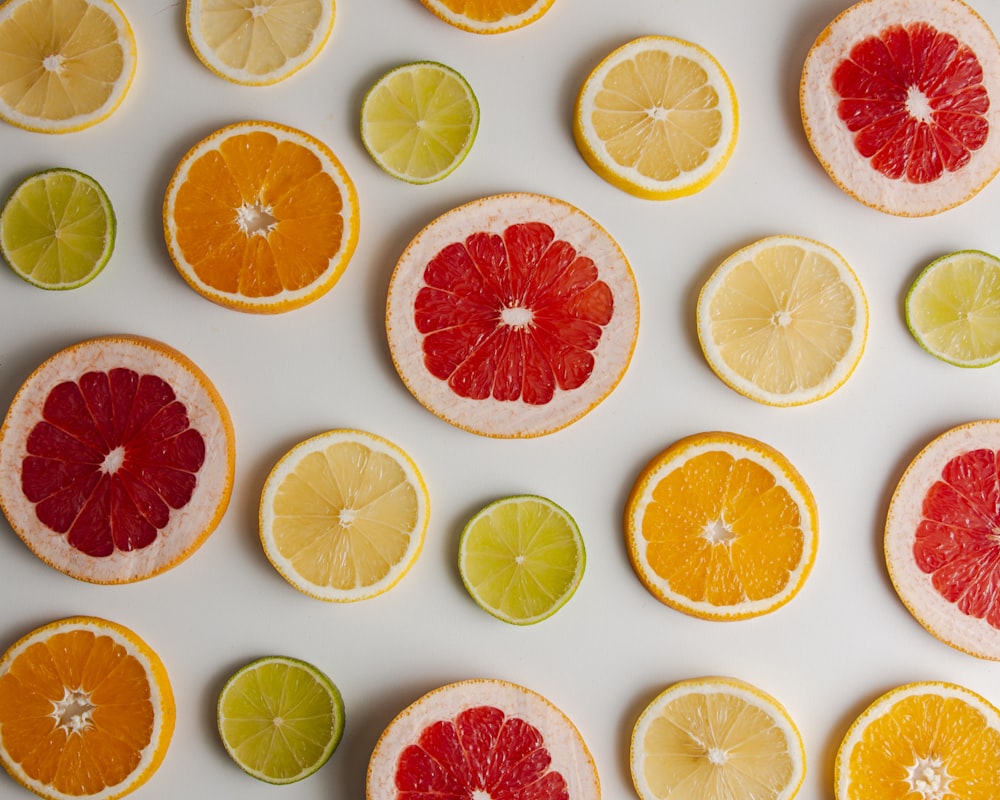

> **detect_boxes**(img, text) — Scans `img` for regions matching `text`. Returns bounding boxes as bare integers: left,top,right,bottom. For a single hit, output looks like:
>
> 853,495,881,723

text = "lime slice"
361,61,479,184
905,250,1000,367
458,494,585,625
217,655,345,784
0,168,116,290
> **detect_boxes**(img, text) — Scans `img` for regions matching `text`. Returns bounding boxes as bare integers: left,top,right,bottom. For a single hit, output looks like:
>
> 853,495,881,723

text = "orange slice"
163,120,359,314
0,335,235,584
417,0,557,34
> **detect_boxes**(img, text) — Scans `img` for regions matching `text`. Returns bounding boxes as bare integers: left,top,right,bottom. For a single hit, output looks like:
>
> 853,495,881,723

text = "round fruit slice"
458,494,585,625
360,61,479,184
0,0,136,134
259,428,429,602
801,0,1000,217
417,0,556,34
0,168,115,289
624,431,819,620
185,0,335,86
367,678,599,800
0,616,175,800
885,419,1000,659
385,192,639,438
631,676,805,800
835,681,1000,799
573,35,738,200
163,120,359,314
697,234,868,407
0,335,235,584
218,655,345,784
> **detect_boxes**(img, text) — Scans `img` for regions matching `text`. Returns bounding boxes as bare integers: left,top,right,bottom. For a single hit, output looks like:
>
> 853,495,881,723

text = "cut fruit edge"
417,0,557,34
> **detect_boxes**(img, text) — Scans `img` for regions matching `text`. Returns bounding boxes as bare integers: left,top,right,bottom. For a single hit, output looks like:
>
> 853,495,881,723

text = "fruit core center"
52,687,95,734
471,791,491,800
706,746,728,765
906,755,950,800
772,309,793,327
703,518,735,544
501,305,533,328
102,446,125,474
339,508,357,527
250,1,271,17
647,105,669,122
236,203,278,237
906,85,934,124
42,53,64,74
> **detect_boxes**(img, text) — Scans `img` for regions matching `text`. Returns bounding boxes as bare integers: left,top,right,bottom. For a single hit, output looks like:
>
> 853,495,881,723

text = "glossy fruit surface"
417,0,557,34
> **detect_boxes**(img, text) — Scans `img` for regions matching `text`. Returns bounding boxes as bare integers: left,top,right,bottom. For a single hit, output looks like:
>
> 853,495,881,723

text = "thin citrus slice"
885,419,1000,660
801,0,1000,217
163,120,359,314
0,616,175,800
697,234,868,407
367,678,599,800
185,0,335,86
0,334,235,584
631,676,806,800
835,681,1000,799
573,35,739,200
624,431,819,620
458,494,585,625
360,61,479,184
417,0,556,34
259,428,429,602
0,0,136,134
385,192,639,438
218,655,345,784
0,168,115,289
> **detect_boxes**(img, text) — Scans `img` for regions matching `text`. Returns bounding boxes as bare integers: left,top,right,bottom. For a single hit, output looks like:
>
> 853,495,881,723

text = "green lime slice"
360,60,479,184
0,168,116,289
458,494,585,625
217,655,345,784
905,249,1000,368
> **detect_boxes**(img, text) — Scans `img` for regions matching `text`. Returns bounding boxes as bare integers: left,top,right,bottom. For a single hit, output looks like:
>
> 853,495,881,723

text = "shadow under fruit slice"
0,335,235,583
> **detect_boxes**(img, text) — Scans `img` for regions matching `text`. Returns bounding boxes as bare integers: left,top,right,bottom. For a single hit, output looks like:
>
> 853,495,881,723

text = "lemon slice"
417,0,557,34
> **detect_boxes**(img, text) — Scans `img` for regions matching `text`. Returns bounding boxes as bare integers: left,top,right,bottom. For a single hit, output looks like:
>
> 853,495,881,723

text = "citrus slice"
458,494,585,625
259,428,429,602
0,616,175,800
800,0,1000,217
385,192,639,438
0,334,235,584
163,120,359,314
573,35,739,200
218,655,345,784
835,681,1000,799
0,168,115,289
360,61,479,184
631,676,806,800
367,678,599,800
905,249,1000,367
697,234,868,407
416,0,556,34
624,431,819,620
885,419,1000,660
185,0,335,86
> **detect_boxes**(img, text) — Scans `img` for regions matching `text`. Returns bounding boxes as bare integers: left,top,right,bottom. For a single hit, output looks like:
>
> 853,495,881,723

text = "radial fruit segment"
417,0,557,34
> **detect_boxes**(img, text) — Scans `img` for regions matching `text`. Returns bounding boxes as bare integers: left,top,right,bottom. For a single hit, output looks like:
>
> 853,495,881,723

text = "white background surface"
2,0,1000,798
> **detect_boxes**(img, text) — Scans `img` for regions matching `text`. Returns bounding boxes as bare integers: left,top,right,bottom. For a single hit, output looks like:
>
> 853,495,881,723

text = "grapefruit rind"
416,0,556,34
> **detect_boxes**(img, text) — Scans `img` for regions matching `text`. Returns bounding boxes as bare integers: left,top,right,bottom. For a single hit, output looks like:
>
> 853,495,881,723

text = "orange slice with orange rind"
417,0,557,34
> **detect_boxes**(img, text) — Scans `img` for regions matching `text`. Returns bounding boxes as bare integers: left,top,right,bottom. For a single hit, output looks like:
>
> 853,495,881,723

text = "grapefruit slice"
385,192,639,438
800,0,1000,216
367,678,599,800
0,335,235,584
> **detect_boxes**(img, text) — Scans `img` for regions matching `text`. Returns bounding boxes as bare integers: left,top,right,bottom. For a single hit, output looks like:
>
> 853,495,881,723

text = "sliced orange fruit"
624,431,819,620
417,0,557,34
163,120,359,314
0,616,175,800
0,335,235,584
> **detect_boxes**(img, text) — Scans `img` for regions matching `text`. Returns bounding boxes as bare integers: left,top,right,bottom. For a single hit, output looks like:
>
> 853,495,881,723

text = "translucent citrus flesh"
432,0,541,23
419,0,555,32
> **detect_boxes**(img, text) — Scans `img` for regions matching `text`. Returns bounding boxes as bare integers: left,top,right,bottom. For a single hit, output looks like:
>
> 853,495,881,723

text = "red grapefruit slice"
385,192,639,438
885,419,1000,659
367,678,600,800
0,335,235,584
801,0,1000,216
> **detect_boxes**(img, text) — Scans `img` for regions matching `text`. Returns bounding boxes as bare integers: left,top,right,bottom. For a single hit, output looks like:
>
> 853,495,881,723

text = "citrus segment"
624,431,819,620
0,616,175,800
163,120,359,314
385,192,639,438
417,0,556,34
573,35,738,200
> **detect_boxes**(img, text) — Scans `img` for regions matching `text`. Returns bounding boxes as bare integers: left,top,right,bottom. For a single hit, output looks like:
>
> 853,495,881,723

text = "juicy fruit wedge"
417,0,557,34
574,35,738,200
624,431,819,620
218,656,345,784
259,428,429,602
697,234,868,406
631,677,805,800
0,616,175,800
458,494,585,625
367,679,600,800
800,0,1000,216
0,335,235,584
